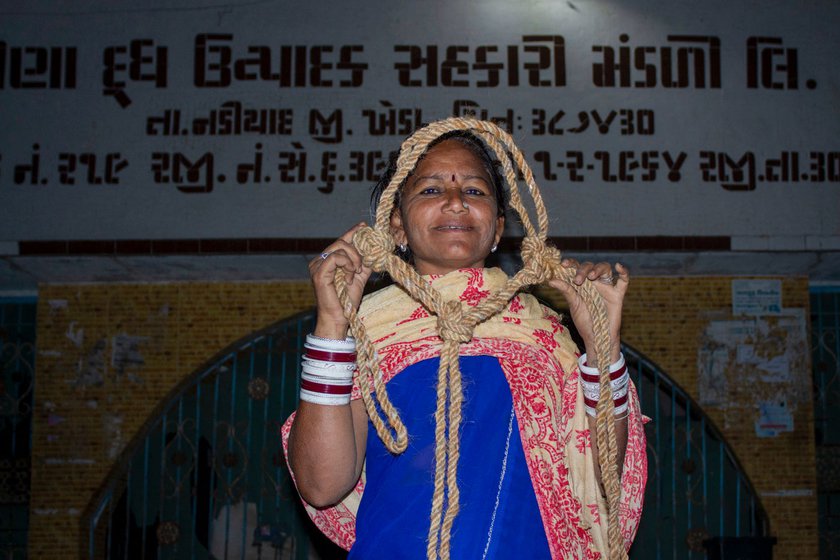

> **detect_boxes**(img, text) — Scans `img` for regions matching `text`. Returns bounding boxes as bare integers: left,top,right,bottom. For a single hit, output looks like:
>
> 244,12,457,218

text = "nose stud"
462,201,469,209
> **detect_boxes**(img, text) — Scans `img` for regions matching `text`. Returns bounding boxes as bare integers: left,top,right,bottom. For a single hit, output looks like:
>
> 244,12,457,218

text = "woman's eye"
420,187,441,195
465,187,485,196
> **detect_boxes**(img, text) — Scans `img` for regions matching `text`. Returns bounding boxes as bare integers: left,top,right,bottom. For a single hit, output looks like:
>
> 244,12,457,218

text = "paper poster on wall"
755,400,794,437
697,308,808,429
732,279,782,316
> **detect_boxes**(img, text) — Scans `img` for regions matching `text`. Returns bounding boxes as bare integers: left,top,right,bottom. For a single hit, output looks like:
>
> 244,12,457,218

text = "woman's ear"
494,214,505,246
390,208,407,247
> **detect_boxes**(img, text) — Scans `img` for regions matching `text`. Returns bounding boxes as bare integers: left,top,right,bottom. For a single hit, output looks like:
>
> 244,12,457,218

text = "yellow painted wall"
29,276,816,558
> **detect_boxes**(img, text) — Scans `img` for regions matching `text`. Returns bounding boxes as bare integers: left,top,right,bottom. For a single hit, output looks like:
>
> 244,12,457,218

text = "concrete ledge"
1,250,838,291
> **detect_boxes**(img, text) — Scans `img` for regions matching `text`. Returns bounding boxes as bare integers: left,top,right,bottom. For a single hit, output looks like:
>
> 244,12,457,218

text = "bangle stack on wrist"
578,353,629,418
299,334,357,406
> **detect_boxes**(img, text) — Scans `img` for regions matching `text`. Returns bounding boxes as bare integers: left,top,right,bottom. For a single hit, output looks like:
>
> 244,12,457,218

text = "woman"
284,128,646,559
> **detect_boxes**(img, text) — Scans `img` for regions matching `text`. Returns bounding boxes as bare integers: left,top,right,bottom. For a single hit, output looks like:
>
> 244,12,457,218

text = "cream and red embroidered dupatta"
282,268,647,559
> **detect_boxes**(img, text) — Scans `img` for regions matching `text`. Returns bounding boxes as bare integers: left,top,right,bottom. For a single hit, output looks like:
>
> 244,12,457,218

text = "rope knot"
437,300,472,343
520,236,554,283
353,226,395,271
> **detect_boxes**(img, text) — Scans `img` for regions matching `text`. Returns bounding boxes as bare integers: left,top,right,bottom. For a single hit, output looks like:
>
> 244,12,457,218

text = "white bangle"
300,390,351,406
299,373,353,406
301,363,354,383
299,333,358,405
301,371,353,385
579,353,630,418
584,398,630,418
578,352,625,375
580,372,629,399
301,359,356,374
306,334,356,352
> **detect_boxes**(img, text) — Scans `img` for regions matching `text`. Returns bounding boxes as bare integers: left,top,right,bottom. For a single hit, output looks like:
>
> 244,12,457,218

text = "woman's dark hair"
369,129,509,221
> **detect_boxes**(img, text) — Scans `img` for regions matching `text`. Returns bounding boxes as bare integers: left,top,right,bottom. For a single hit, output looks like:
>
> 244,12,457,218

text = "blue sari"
348,355,551,559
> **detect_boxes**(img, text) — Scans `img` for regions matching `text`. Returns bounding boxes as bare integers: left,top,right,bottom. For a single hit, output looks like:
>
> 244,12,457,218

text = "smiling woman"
284,119,646,560
387,135,506,275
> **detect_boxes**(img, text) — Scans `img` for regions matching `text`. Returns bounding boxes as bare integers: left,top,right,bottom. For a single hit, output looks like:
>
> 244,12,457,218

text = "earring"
399,243,407,253
491,243,498,253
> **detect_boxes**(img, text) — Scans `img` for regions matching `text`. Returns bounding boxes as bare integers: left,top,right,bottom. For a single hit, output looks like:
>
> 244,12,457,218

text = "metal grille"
85,310,771,559
625,347,770,558
0,297,36,560
812,286,840,559
86,311,330,560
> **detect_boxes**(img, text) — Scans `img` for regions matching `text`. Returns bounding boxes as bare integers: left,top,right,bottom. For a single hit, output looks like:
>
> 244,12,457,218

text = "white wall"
0,0,837,247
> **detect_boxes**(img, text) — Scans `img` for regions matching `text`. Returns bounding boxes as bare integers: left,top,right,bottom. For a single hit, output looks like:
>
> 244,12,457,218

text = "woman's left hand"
547,260,630,364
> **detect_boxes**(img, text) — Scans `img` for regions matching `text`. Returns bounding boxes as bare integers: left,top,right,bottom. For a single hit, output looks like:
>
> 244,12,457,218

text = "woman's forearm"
588,414,628,492
288,399,367,507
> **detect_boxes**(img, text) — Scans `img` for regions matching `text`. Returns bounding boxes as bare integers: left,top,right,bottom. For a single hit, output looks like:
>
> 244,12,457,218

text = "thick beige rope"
334,117,625,560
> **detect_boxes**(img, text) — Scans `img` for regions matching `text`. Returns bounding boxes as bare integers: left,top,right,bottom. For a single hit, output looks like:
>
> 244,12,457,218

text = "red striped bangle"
580,364,627,384
305,348,357,363
584,394,628,409
300,380,353,395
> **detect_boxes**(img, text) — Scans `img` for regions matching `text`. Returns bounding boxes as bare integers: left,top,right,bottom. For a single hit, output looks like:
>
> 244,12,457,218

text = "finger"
311,222,366,269
560,258,593,287
560,257,579,269
550,276,585,301
350,266,374,293
324,248,360,276
311,251,357,289
339,221,367,244
358,263,373,282
574,261,596,285
615,262,630,284
579,261,614,286
586,261,612,280
548,276,573,295
311,239,363,273
330,240,364,273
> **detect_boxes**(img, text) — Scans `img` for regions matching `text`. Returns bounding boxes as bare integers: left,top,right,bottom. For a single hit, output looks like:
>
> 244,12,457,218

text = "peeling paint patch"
103,413,125,460
47,300,68,313
760,488,813,498
33,508,81,516
111,334,148,384
75,339,106,387
65,321,84,347
44,458,96,465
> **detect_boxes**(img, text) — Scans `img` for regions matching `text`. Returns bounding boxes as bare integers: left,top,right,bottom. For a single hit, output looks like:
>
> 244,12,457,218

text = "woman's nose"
443,188,466,211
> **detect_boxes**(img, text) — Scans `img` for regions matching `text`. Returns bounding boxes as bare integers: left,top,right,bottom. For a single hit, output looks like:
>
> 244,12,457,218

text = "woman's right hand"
309,222,373,339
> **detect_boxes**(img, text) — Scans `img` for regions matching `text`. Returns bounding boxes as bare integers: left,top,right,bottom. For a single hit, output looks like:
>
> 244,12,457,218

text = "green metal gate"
85,309,770,559
812,286,840,559
0,297,36,560
625,345,770,558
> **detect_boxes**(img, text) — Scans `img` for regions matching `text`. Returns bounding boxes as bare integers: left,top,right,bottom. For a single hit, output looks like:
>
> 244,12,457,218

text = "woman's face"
390,139,505,276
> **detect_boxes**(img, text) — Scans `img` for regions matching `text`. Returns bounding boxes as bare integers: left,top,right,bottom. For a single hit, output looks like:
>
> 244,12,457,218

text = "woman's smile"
432,223,473,231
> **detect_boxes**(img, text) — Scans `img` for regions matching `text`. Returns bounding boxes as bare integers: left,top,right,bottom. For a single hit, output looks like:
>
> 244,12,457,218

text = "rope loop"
335,117,627,560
